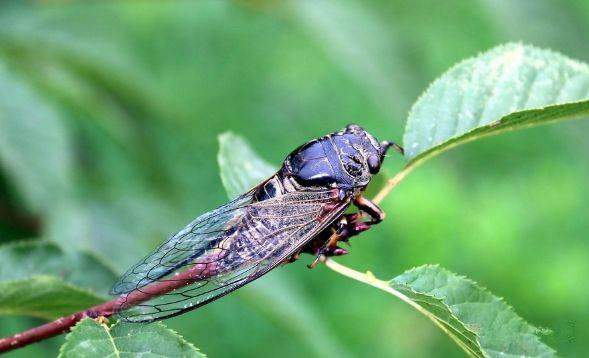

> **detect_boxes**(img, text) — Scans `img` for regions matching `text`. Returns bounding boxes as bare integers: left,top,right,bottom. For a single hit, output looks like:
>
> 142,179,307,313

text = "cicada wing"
114,188,351,322
110,190,256,296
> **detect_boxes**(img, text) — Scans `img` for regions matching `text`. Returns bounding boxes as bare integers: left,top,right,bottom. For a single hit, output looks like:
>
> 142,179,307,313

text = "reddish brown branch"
0,263,210,353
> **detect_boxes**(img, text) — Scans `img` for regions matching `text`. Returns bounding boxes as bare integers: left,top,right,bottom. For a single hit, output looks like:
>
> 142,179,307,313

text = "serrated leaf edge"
403,42,589,163
58,318,206,357
153,323,206,357
322,258,486,357
57,318,107,358
396,264,557,355
406,100,589,167
390,281,484,357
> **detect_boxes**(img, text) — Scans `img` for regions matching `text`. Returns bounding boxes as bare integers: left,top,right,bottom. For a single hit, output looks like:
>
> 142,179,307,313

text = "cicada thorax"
253,175,284,202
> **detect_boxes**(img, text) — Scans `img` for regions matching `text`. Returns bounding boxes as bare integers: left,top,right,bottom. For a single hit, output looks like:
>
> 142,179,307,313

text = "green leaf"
0,241,118,319
0,241,117,294
404,43,589,163
217,131,275,198
324,259,556,357
0,27,168,151
0,277,105,320
392,265,556,357
59,318,205,357
216,133,349,358
0,60,73,212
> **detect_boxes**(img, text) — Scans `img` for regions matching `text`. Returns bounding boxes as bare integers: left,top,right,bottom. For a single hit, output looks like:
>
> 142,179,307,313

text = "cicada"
111,124,403,322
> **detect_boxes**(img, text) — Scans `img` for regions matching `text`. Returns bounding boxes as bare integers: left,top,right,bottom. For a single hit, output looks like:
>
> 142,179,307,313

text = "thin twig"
0,263,212,353
372,162,416,205
321,256,449,328
320,256,423,309
320,256,479,357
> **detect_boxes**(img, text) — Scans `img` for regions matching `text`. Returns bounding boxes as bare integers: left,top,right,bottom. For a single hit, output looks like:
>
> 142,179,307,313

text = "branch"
0,300,115,353
372,160,417,205
0,263,211,353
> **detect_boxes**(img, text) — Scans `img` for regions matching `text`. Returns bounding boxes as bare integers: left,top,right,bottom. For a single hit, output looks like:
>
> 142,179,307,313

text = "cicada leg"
95,316,110,325
85,308,110,325
283,251,301,265
353,195,385,224
305,196,386,268
328,195,385,246
307,216,357,268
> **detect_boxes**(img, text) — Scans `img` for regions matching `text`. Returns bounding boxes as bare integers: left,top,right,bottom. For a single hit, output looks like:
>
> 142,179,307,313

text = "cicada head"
332,124,400,187
283,124,402,190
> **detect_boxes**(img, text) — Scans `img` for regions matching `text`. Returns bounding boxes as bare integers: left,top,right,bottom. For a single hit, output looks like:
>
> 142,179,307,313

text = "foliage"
59,318,204,358
391,266,554,357
218,132,276,199
0,62,73,213
1,1,588,357
404,43,589,162
0,241,116,319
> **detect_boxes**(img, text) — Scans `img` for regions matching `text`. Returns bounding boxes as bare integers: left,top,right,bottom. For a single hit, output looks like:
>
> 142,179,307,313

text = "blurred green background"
1,1,588,357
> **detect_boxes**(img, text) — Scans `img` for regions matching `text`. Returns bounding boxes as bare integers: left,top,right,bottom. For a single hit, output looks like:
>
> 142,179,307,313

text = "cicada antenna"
380,141,404,156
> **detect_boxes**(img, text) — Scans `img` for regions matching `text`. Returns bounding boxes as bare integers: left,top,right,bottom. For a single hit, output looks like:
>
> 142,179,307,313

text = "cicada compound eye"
367,155,381,174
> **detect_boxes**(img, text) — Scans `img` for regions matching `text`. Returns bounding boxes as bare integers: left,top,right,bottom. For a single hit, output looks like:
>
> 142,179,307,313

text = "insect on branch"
0,125,408,354
0,264,209,353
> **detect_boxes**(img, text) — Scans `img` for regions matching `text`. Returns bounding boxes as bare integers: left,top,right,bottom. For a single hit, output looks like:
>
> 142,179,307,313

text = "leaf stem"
320,257,479,357
372,161,418,205
321,256,443,324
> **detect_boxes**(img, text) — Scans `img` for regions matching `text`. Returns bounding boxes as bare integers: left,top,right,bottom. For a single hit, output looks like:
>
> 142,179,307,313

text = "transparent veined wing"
112,187,351,322
110,190,256,296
